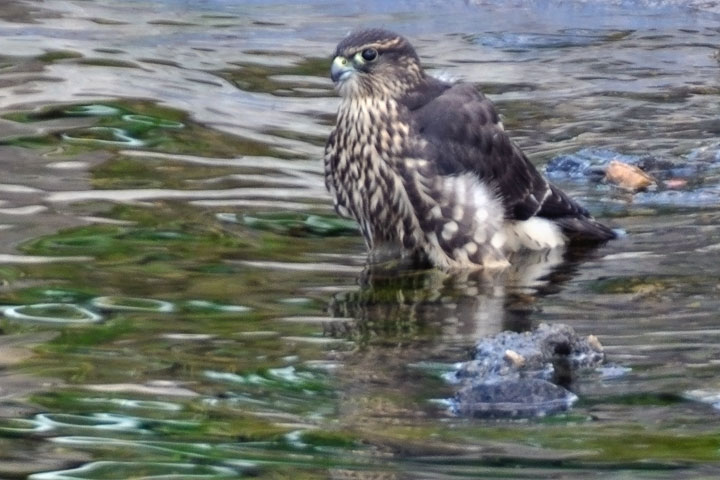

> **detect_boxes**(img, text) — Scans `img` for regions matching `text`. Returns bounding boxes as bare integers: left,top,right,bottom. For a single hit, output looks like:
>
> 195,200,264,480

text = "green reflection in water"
219,212,358,237
23,218,249,263
3,303,102,324
28,461,238,480
37,50,84,63
220,56,331,98
90,296,175,313
91,154,239,189
0,86,716,478
78,397,182,412
183,300,251,313
2,100,288,158
122,114,184,129
2,193,717,477
62,127,145,147
65,105,124,117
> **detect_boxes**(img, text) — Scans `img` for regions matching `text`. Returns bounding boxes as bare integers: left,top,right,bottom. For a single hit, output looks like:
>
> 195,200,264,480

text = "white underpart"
428,173,509,269
499,217,566,252
465,175,503,236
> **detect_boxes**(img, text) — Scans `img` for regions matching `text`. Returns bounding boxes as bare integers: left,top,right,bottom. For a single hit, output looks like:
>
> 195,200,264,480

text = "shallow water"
0,0,719,478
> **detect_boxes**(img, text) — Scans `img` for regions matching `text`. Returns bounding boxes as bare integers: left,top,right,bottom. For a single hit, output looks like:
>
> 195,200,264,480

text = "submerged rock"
449,323,605,418
454,378,576,418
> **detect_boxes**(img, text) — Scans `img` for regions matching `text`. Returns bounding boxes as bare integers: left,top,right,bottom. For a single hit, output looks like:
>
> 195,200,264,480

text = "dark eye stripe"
361,48,378,61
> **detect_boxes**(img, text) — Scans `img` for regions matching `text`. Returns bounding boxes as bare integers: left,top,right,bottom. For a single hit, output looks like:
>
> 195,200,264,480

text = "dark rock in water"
448,323,605,418
453,379,576,418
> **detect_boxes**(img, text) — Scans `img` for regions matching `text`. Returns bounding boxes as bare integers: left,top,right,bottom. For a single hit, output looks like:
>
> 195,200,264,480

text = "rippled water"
0,0,719,478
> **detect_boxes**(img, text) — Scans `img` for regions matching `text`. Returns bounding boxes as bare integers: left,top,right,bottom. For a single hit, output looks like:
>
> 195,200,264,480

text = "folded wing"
405,81,615,242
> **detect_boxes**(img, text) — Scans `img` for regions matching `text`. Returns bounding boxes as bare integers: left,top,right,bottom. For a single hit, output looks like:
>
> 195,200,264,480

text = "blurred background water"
0,0,719,478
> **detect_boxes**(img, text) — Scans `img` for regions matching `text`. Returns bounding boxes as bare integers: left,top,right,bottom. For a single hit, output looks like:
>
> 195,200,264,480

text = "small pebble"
587,334,603,352
504,349,526,367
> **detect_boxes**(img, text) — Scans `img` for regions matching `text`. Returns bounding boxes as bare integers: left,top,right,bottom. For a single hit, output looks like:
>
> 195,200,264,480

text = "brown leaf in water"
605,160,655,191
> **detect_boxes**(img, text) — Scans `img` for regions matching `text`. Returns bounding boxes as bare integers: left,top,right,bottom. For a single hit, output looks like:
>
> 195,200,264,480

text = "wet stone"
453,379,577,418
448,323,605,418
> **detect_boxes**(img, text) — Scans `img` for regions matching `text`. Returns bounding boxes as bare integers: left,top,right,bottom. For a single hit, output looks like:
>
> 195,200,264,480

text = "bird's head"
330,29,424,99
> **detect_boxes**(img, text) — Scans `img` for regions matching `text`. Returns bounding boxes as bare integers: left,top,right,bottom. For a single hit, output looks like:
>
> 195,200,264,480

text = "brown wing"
403,80,615,242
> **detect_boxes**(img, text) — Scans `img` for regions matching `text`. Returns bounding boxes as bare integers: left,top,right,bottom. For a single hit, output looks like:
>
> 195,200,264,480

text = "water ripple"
0,1,718,478
47,187,325,203
2,303,102,324
28,461,237,480
236,260,360,273
78,397,182,412
34,413,142,432
0,254,93,264
90,296,174,313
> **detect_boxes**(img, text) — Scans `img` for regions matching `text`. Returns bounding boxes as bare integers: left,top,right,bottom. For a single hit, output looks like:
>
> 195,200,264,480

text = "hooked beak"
331,56,354,83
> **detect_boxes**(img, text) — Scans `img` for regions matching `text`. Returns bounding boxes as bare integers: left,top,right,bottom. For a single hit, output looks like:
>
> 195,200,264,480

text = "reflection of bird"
324,29,615,270
325,248,568,349
324,249,578,426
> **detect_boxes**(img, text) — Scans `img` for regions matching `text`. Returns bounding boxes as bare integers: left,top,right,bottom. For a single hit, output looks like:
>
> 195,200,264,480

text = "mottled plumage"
324,28,615,269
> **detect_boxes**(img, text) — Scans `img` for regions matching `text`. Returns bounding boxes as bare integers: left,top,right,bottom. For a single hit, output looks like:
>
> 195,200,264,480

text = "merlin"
324,29,615,269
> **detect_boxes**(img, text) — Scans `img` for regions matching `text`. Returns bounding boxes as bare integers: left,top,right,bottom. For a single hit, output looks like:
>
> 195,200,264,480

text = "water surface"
0,0,719,478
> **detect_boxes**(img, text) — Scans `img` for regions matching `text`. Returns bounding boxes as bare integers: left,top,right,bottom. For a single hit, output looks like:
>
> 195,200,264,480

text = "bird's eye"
361,48,378,62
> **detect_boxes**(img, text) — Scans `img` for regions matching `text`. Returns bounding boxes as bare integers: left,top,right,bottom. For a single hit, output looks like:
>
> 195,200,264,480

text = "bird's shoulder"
401,79,500,128
401,78,511,174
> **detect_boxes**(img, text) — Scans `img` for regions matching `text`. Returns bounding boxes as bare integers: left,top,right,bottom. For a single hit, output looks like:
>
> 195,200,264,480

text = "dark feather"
402,79,615,242
335,28,399,55
335,28,418,61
